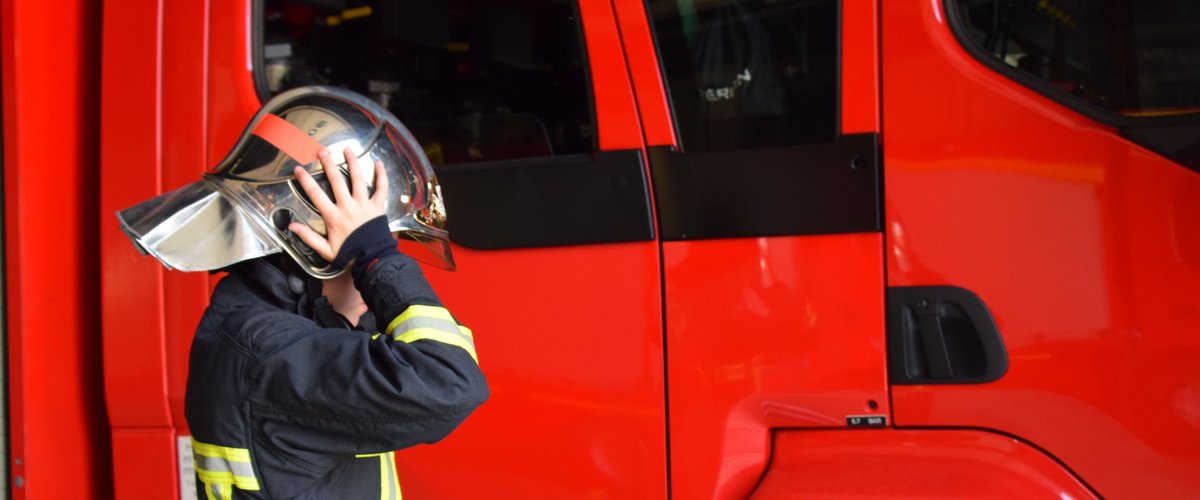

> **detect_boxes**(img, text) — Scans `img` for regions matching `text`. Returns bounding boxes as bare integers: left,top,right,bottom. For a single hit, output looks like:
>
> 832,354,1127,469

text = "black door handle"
887,286,1008,384
914,298,955,379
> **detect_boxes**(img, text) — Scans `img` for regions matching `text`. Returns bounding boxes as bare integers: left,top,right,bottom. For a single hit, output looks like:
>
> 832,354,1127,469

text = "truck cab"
30,0,1198,497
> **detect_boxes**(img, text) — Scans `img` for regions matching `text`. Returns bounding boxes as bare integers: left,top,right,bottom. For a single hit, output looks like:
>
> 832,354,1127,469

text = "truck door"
621,0,889,497
883,1,1200,497
102,0,668,498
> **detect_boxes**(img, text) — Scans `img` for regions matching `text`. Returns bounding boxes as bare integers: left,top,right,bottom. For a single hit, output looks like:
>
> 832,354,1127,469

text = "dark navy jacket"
184,253,487,499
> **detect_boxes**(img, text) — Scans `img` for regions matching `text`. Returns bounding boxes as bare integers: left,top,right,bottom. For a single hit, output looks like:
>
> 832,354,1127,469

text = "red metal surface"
99,0,182,497
162,0,212,437
100,0,169,428
883,0,1200,497
3,0,110,497
207,0,260,165
662,234,888,499
580,0,644,151
752,429,1096,498
841,0,880,134
396,243,667,497
650,4,888,497
111,430,180,499
612,0,677,148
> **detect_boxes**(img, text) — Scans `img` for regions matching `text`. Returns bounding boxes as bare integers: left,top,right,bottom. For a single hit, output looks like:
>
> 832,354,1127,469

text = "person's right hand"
288,147,389,263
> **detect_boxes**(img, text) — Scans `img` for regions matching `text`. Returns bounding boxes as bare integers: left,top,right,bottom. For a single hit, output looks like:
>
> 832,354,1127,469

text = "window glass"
954,0,1200,117
259,0,594,165
647,0,839,152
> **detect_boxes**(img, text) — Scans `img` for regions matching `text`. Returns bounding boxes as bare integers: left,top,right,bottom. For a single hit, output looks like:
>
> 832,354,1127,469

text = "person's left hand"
288,147,389,262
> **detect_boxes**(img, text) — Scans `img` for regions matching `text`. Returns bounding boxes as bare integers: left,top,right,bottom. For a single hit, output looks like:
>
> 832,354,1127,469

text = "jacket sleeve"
240,253,488,456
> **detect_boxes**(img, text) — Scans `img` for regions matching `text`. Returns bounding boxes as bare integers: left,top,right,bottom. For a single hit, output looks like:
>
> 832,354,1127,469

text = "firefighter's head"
117,86,454,278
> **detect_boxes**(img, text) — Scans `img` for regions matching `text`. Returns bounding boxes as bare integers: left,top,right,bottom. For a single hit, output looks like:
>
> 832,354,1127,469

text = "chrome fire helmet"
117,86,455,278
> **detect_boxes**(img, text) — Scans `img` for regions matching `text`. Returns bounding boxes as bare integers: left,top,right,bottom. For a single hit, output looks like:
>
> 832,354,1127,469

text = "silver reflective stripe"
192,439,260,491
390,316,461,339
383,453,398,500
389,308,478,362
195,454,256,480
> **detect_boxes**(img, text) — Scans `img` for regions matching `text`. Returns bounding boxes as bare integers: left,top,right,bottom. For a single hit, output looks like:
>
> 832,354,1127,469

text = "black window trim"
649,133,881,241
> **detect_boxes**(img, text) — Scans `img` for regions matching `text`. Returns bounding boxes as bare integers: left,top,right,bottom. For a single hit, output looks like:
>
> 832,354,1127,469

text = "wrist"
332,216,396,270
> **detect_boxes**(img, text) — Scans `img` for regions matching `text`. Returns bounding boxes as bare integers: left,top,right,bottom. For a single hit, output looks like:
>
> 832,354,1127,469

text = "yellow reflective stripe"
196,468,260,490
193,440,251,462
201,480,232,500
385,305,454,335
386,306,477,363
354,452,401,500
378,454,387,500
192,438,260,491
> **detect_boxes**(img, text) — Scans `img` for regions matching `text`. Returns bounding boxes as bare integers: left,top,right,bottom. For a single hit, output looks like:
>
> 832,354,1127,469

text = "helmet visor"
116,179,279,272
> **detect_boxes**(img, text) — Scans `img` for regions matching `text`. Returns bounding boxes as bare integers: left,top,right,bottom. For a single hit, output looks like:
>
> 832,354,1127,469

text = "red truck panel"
162,0,213,438
99,0,181,497
883,0,1200,496
643,0,888,495
3,0,109,497
841,0,880,134
753,429,1095,498
612,0,678,148
662,234,888,499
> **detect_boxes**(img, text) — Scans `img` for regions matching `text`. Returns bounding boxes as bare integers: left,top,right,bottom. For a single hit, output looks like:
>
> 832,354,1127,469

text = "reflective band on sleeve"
386,305,477,363
203,481,232,500
355,452,402,500
192,439,261,491
386,305,454,332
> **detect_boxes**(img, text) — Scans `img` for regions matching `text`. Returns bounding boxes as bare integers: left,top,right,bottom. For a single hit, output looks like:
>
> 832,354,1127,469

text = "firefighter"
116,86,488,499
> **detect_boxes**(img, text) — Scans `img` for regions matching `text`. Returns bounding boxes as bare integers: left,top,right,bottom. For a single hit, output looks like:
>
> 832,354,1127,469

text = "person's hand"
289,147,389,263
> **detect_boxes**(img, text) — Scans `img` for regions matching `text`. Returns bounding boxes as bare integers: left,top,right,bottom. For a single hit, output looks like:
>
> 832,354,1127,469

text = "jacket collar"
219,257,374,331
218,257,310,311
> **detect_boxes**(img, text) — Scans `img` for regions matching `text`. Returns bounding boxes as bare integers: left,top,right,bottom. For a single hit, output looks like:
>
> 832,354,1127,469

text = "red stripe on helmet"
251,113,325,165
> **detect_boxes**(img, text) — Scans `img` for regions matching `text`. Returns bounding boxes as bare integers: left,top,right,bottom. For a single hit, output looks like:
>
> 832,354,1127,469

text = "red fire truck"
4,0,1198,498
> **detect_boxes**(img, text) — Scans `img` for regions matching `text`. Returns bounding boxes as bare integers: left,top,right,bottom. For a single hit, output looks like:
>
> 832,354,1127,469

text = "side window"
949,0,1200,170
258,0,593,165
647,0,839,152
256,1,656,250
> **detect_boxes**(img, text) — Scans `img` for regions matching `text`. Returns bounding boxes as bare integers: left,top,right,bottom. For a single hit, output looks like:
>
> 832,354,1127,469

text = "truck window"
647,0,839,152
952,0,1200,117
949,0,1200,170
256,0,593,166
645,0,880,241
